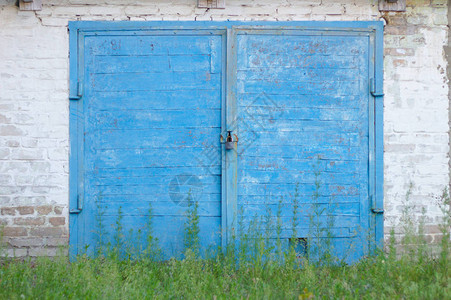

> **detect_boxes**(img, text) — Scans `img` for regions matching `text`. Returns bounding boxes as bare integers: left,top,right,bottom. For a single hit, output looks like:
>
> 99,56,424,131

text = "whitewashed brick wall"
0,0,448,256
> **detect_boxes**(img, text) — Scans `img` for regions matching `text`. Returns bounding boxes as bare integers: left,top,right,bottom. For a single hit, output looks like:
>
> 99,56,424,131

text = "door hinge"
370,78,384,97
69,81,82,100
371,208,384,214
69,194,83,214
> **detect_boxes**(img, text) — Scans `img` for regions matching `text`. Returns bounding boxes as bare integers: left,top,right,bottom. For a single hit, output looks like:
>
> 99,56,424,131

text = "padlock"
225,131,234,150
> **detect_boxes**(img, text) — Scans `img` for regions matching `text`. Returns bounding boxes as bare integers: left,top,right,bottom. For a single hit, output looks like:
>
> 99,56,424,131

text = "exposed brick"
14,217,45,226
8,237,44,247
28,247,63,257
0,125,24,136
1,248,28,258
54,206,63,215
2,227,27,237
17,206,34,215
49,217,65,226
384,48,416,56
424,225,442,234
46,237,69,247
30,227,65,237
36,205,53,215
1,207,16,216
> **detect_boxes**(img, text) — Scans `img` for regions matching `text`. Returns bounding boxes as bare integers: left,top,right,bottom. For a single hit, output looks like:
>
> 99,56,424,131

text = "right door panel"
235,29,371,263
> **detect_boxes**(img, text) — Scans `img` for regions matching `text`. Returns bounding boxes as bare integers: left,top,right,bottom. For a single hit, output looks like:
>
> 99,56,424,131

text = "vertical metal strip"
225,27,238,243
68,23,80,259
220,30,228,249
368,31,376,255
374,23,385,250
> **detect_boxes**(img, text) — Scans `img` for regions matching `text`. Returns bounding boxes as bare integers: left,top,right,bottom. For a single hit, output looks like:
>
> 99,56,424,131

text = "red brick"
17,206,34,215
384,48,415,56
13,217,45,226
1,207,16,216
54,206,63,215
2,227,27,237
49,217,65,226
393,59,407,67
36,205,52,215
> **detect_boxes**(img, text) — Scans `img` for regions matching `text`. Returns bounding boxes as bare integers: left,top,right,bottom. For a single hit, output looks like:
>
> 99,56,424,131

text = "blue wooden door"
71,29,225,258
70,22,383,262
231,28,374,263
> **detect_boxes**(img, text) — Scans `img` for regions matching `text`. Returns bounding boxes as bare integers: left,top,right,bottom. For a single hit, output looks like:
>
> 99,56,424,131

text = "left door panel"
70,30,224,259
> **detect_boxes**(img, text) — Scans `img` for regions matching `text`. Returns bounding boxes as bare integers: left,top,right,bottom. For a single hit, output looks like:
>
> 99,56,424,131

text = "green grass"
0,247,449,299
0,184,449,299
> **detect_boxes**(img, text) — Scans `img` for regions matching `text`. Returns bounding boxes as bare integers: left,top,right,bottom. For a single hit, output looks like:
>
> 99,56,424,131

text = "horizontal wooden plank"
86,147,221,169
86,34,221,56
238,67,359,81
243,54,358,69
92,173,220,186
238,34,367,56
99,200,221,217
238,202,360,217
237,130,362,147
238,170,360,185
236,215,360,230
93,166,222,178
91,54,212,74
89,193,222,203
90,72,221,92
234,195,361,204
237,93,362,109
88,90,221,111
91,182,220,196
237,145,363,161
238,79,360,96
87,128,220,149
237,183,361,197
89,109,221,130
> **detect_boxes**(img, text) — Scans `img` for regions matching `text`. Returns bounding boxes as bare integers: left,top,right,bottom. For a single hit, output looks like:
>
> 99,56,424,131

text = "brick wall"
0,0,449,257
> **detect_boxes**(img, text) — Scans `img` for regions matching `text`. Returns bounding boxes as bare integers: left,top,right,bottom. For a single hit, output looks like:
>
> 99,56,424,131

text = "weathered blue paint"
69,21,383,261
